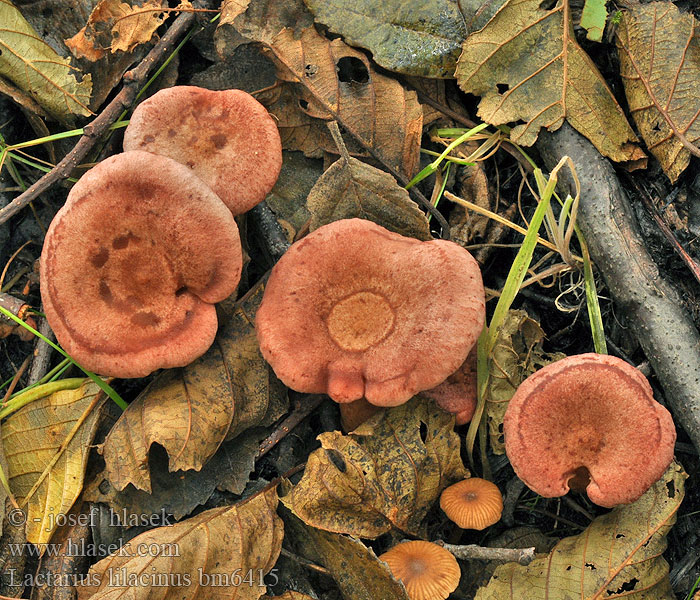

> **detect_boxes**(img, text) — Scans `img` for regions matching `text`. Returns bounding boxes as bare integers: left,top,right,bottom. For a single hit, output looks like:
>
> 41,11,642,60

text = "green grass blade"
579,231,607,354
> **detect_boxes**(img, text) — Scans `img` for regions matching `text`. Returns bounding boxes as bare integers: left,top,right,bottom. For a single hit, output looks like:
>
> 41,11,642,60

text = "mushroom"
379,540,460,600
440,477,503,530
421,347,478,425
255,218,485,406
123,85,282,216
40,150,243,378
503,353,676,507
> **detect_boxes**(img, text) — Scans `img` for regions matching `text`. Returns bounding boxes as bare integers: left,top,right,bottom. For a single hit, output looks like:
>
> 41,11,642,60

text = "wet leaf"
282,398,468,538
486,311,564,454
77,487,283,600
86,431,261,521
475,462,686,600
580,0,607,42
455,0,645,165
307,155,431,240
302,0,467,78
0,0,92,120
66,0,169,60
2,379,106,546
283,508,410,600
616,2,700,182
101,287,287,493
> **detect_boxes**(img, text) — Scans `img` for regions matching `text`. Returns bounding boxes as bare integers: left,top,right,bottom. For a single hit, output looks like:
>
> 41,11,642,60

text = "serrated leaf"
580,0,607,42
475,461,686,600
307,156,431,240
2,379,105,547
616,2,700,183
101,286,287,493
486,310,564,454
455,0,645,165
0,0,92,120
302,0,467,78
282,398,468,538
78,487,283,600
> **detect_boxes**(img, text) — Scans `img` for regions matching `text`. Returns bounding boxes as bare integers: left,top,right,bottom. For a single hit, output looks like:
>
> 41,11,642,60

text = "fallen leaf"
0,499,26,598
486,311,564,454
580,0,607,42
616,2,700,182
0,0,92,120
100,286,287,493
282,398,468,538
283,506,410,600
86,430,262,521
2,379,106,547
449,161,492,246
262,594,315,600
66,0,168,59
455,0,646,165
302,0,467,78
307,155,431,240
475,461,686,599
77,486,283,600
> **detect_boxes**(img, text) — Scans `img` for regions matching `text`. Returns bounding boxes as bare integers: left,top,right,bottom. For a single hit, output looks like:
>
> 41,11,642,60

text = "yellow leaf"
456,0,645,166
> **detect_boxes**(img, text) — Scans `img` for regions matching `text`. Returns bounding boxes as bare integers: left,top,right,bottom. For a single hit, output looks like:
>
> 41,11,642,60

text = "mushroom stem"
339,398,382,432
435,541,536,566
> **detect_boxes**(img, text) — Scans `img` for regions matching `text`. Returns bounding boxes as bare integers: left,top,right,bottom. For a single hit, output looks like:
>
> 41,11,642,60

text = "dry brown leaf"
2,379,106,547
449,161,492,246
100,287,287,493
476,462,686,599
77,486,283,600
66,0,167,60
282,398,468,538
486,310,564,454
455,0,646,166
617,2,700,182
306,155,431,240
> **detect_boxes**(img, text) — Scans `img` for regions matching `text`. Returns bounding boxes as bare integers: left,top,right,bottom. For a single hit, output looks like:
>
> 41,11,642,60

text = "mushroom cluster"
256,218,486,413
40,86,282,377
504,353,676,507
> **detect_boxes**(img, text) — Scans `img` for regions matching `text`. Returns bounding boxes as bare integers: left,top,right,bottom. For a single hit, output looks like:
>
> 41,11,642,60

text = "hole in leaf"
337,56,370,84
585,563,596,570
667,480,676,498
299,99,309,110
496,83,510,94
607,578,638,595
419,421,428,443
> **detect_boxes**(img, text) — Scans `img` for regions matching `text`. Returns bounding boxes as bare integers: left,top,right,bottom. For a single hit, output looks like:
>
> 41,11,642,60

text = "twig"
0,293,30,322
280,547,331,575
248,201,290,263
257,395,325,459
435,540,536,566
26,315,55,385
0,9,197,226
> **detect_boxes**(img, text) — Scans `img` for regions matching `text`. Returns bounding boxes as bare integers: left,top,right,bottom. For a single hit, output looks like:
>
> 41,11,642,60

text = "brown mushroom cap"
256,219,485,406
379,540,460,600
440,477,503,530
40,151,243,378
123,85,282,216
503,353,676,507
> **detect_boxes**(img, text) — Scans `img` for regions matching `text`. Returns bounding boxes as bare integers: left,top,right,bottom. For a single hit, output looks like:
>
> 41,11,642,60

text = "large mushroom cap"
40,150,243,378
123,85,282,216
256,219,485,406
503,353,676,507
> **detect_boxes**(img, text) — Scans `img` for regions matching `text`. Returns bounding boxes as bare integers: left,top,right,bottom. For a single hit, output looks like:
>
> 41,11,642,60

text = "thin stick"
436,540,536,566
257,395,325,459
26,316,55,385
0,9,197,226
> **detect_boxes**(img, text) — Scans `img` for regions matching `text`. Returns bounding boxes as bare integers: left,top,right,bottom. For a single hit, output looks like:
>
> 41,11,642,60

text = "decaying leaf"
0,0,92,120
303,0,467,78
475,461,686,599
77,487,283,600
486,311,564,454
455,0,645,165
100,287,287,493
283,507,410,600
2,379,106,546
282,398,468,538
449,162,492,246
580,0,607,42
66,0,170,60
307,155,431,240
617,2,700,183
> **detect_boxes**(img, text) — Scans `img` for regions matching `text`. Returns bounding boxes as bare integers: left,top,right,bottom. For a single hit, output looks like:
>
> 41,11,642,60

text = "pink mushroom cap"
503,353,676,507
40,151,243,378
422,346,478,424
123,85,282,216
256,219,485,406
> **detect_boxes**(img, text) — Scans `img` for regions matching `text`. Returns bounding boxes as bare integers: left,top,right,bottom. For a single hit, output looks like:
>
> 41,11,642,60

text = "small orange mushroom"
40,151,243,378
503,353,676,507
440,478,503,530
379,540,460,600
